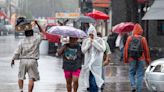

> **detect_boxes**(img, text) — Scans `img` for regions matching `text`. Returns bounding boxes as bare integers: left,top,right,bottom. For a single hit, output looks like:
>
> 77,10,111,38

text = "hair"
97,32,102,37
24,30,34,37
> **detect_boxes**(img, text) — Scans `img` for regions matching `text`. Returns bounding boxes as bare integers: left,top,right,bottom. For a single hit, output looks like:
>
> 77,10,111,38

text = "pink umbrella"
86,10,109,20
112,22,135,33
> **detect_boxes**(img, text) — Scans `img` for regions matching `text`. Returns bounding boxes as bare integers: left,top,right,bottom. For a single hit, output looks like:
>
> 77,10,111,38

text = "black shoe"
131,89,136,92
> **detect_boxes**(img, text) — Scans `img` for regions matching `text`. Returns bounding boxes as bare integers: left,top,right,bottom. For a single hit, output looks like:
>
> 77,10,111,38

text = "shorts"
64,69,81,79
18,59,40,81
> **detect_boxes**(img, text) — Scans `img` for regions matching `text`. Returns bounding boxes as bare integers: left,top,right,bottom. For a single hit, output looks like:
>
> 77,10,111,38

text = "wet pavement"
0,35,149,92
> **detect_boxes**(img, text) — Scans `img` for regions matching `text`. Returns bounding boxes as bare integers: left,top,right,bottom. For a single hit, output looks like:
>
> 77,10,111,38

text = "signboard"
55,13,80,19
92,0,110,8
46,17,55,24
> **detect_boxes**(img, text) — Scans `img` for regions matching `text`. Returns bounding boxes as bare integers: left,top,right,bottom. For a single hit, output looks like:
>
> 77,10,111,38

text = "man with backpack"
124,23,151,92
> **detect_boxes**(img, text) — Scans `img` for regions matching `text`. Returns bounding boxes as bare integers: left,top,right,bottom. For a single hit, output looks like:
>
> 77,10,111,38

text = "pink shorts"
64,69,81,79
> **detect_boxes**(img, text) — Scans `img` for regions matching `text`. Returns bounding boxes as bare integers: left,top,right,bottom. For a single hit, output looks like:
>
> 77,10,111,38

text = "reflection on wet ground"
103,62,148,92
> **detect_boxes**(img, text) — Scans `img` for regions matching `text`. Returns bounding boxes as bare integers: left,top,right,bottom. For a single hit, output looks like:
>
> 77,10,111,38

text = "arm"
11,42,22,67
103,54,111,66
81,39,91,54
35,20,46,34
57,44,66,56
92,39,106,52
103,42,112,66
142,37,151,65
124,36,131,63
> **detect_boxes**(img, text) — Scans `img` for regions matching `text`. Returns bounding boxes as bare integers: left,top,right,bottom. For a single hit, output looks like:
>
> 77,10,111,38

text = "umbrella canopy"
47,26,87,38
76,16,95,23
86,10,109,20
45,33,61,43
112,22,135,33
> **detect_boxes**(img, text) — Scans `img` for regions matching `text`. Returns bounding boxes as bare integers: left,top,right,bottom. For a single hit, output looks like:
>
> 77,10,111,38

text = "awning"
142,0,164,20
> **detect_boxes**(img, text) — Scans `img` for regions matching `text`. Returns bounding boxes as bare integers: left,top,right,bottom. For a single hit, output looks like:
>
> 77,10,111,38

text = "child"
57,37,83,92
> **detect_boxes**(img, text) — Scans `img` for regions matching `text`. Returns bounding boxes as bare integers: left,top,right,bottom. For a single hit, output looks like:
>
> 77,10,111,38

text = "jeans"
120,47,124,61
89,72,98,92
129,60,145,92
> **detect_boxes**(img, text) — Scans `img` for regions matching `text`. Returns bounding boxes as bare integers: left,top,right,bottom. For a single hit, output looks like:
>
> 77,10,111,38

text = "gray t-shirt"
12,34,43,60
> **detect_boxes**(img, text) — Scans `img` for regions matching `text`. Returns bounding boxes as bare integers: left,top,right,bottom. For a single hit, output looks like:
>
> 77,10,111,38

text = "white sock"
20,88,23,91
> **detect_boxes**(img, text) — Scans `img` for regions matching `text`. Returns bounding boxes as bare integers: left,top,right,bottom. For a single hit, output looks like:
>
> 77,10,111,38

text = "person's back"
107,33,118,53
124,23,150,92
19,35,42,60
11,19,44,92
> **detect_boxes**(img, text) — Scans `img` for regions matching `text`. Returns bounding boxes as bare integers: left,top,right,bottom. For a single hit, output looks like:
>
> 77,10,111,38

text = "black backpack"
128,36,143,60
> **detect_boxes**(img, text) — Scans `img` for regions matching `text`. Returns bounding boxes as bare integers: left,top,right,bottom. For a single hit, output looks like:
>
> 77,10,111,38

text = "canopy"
142,0,164,20
86,9,109,20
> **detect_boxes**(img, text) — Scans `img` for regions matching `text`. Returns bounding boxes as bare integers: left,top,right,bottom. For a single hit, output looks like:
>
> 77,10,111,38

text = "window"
153,64,164,73
157,21,164,36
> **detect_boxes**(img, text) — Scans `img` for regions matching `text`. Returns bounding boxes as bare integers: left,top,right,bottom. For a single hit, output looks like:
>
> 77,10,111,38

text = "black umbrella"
76,16,95,23
16,17,31,26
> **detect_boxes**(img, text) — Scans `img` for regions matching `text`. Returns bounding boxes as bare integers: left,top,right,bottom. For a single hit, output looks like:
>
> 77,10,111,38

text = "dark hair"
24,30,34,37
97,32,102,37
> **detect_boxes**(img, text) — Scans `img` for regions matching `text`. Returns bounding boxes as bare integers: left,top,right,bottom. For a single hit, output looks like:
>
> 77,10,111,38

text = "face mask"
24,30,34,37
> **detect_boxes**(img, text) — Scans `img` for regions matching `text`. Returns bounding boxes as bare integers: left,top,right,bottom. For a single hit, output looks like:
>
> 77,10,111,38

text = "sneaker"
131,89,136,92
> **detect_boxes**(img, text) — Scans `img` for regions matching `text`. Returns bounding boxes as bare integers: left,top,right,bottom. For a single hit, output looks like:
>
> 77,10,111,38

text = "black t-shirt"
63,44,83,71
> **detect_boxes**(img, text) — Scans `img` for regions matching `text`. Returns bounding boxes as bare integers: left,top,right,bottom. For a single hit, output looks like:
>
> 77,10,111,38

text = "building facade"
18,0,79,18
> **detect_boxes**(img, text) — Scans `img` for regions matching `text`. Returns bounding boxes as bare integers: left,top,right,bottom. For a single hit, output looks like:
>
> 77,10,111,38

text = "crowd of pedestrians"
11,17,150,92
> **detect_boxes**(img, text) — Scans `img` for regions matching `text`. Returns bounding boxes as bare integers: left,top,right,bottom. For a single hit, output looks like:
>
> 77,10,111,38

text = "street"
0,35,66,92
0,35,148,92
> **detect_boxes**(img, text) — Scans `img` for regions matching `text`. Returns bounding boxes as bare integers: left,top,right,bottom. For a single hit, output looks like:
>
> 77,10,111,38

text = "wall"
112,0,127,26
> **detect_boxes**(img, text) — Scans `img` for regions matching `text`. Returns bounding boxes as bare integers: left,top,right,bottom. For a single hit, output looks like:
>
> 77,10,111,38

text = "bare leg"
28,79,34,92
72,76,79,92
18,79,24,91
66,78,72,92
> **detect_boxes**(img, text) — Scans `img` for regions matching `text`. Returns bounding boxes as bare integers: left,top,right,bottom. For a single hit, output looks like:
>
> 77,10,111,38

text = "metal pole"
146,20,149,45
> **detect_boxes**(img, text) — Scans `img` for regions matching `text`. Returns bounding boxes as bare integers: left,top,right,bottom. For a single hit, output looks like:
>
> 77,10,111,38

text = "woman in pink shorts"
57,37,83,92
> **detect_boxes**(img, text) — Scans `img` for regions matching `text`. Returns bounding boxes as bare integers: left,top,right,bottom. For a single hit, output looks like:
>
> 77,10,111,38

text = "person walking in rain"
124,23,151,92
11,17,45,92
78,25,106,92
97,32,111,90
57,37,83,92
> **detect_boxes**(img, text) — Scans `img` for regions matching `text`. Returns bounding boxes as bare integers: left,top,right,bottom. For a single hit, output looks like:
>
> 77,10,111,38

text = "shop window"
157,21,164,36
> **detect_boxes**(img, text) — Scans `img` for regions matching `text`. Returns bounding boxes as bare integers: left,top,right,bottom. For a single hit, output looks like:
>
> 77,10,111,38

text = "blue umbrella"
47,26,87,38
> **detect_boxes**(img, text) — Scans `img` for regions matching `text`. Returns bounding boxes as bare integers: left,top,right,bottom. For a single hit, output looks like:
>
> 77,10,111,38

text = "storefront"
142,0,164,60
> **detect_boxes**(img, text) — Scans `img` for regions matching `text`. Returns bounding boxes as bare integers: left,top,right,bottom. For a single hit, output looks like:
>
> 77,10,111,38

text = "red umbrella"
112,22,135,33
45,33,61,43
86,10,109,20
